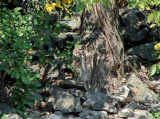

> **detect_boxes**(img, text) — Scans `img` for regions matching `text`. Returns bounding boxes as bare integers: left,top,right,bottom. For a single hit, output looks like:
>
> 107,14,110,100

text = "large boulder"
126,73,158,102
42,85,82,113
126,42,156,62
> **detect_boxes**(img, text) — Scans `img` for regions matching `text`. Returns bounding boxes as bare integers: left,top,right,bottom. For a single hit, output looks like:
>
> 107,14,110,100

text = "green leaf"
1,114,7,119
11,72,16,78
30,82,42,87
128,1,136,7
150,64,157,76
16,83,25,89
21,105,27,112
16,102,23,110
26,100,34,108
31,88,40,93
21,76,29,85
12,93,21,99
150,24,156,28
147,13,153,23
16,72,20,79
12,89,22,94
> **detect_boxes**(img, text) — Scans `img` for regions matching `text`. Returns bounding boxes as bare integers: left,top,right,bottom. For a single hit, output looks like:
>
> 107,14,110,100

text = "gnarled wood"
72,1,124,95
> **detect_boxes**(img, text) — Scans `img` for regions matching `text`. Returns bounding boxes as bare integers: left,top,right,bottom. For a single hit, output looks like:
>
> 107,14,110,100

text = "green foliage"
127,0,160,76
149,111,160,119
0,0,78,117
128,0,160,28
0,113,7,119
0,0,159,117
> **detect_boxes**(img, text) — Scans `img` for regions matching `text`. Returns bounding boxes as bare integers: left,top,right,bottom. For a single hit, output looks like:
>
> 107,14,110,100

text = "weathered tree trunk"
72,1,124,95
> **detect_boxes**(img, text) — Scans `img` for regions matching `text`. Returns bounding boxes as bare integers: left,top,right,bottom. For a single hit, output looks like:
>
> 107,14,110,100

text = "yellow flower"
28,49,33,54
51,3,61,8
67,0,73,4
44,3,61,14
44,4,54,14
62,0,73,5
154,43,160,51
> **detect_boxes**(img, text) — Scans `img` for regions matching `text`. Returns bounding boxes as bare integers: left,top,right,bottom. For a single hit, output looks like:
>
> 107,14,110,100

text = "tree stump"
72,1,124,95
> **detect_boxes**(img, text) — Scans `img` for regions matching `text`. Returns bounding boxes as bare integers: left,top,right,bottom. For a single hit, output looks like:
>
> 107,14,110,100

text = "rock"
44,86,81,113
5,113,22,119
118,108,134,118
58,32,78,40
48,114,62,119
126,73,158,102
93,102,118,113
58,14,81,32
121,9,145,26
30,64,40,73
0,87,11,103
54,32,78,49
113,85,130,102
27,111,40,119
49,13,58,22
45,65,61,80
151,101,160,113
124,55,141,72
66,88,84,97
53,111,81,119
82,87,101,100
120,26,138,39
125,101,138,110
57,79,86,90
79,109,108,119
0,102,15,114
134,109,150,119
126,42,156,61
83,92,108,107
129,28,148,42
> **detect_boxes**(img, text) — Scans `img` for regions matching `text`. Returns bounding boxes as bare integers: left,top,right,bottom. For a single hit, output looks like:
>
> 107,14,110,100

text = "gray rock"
58,79,86,90
52,112,81,119
83,92,108,107
126,73,158,102
126,42,156,61
55,32,78,49
5,113,22,119
30,64,40,73
27,111,40,119
58,32,78,39
118,108,134,118
66,88,84,97
125,101,138,110
48,114,62,119
124,55,142,72
45,86,81,113
113,85,130,102
120,26,138,38
54,111,63,115
0,87,11,104
121,9,145,26
129,28,148,42
134,109,150,119
79,109,108,119
82,87,101,100
45,66,60,79
58,14,81,31
93,102,118,113
151,101,160,113
0,103,15,114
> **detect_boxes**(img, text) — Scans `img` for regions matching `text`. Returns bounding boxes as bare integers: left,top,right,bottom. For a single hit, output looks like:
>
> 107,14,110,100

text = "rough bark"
72,1,124,95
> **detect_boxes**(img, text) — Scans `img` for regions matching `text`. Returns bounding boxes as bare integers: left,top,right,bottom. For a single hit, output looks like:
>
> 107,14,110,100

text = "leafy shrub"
0,1,78,117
